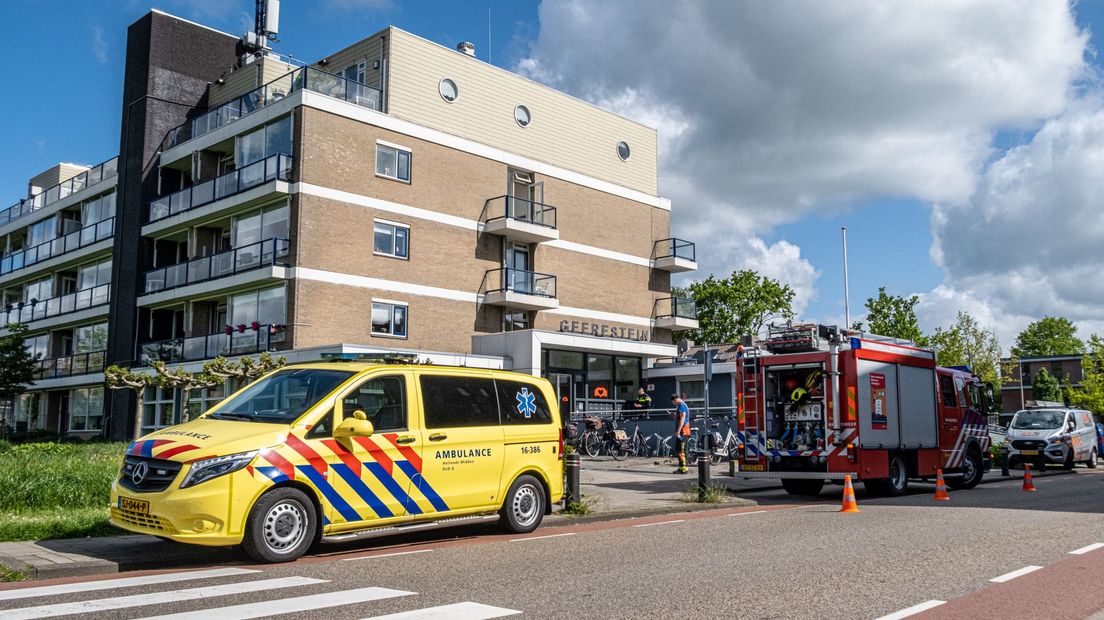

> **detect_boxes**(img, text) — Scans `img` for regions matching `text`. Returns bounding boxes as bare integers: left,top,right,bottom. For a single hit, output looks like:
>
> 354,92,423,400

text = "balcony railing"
139,324,286,365
34,350,106,380
0,218,114,277
164,66,381,150
0,156,118,227
485,268,557,298
1,283,111,325
143,238,290,294
149,154,292,223
654,297,698,320
484,196,558,229
654,238,696,262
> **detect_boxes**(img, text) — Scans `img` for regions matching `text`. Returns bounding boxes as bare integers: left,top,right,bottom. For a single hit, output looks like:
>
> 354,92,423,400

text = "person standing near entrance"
632,387,652,411
672,393,691,473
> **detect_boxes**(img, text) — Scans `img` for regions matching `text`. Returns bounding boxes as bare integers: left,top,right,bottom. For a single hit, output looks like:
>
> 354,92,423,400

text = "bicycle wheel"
584,432,601,457
610,441,625,461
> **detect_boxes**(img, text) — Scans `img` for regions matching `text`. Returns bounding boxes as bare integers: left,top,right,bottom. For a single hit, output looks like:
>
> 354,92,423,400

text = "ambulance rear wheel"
780,479,824,496
242,487,317,563
500,475,545,534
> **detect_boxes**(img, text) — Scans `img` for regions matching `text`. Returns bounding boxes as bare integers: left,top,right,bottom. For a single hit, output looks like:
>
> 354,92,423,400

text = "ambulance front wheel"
242,487,318,563
500,475,545,534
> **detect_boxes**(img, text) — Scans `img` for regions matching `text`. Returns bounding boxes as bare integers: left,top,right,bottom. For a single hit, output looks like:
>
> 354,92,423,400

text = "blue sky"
2,1,1103,348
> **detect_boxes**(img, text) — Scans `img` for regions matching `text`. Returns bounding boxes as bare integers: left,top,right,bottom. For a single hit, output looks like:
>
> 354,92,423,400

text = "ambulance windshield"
207,369,353,423
1011,410,1064,430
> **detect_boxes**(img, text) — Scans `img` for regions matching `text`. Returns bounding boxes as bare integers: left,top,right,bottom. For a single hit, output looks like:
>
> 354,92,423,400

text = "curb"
549,497,759,526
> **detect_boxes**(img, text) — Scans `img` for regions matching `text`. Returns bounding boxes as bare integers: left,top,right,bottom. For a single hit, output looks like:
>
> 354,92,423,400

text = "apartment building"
7,10,698,439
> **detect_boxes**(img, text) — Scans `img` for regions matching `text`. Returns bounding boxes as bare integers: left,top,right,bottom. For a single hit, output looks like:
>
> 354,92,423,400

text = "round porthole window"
439,78,458,103
617,141,631,161
514,105,532,127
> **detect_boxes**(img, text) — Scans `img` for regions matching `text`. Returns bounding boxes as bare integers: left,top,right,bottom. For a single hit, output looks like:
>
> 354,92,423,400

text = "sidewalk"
0,458,759,581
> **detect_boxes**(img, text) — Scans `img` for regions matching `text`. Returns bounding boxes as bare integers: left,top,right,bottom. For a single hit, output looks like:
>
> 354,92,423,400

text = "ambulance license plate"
118,496,149,515
1020,450,1039,456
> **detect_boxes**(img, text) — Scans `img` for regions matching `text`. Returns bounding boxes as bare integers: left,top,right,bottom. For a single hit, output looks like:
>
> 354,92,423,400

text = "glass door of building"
549,372,574,421
504,242,531,293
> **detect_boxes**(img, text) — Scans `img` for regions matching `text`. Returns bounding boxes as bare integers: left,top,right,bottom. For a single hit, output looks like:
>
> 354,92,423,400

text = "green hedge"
0,442,125,512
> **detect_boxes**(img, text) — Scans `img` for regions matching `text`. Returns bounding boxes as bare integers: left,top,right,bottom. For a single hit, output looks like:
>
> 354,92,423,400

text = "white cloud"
519,0,1091,343
91,25,108,64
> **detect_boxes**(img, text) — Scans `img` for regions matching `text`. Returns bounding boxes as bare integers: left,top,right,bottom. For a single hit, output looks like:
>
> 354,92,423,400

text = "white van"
1005,407,1098,470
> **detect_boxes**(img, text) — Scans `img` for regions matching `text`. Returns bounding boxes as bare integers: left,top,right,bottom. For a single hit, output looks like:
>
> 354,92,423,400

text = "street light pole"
842,226,851,330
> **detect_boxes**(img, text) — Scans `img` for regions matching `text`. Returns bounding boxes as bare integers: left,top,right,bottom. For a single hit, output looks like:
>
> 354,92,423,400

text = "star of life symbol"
516,387,537,418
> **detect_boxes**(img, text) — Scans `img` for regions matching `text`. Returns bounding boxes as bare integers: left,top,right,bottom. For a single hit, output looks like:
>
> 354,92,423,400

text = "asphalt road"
2,468,1102,619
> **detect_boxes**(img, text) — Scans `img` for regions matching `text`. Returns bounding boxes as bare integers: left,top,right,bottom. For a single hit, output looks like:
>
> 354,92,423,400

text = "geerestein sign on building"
558,320,650,342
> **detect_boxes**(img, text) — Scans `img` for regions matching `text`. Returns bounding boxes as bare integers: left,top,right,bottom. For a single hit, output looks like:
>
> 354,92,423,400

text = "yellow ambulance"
109,361,564,562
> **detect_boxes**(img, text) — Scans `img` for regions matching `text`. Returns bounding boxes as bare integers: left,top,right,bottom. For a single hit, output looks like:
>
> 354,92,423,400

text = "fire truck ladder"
739,351,762,461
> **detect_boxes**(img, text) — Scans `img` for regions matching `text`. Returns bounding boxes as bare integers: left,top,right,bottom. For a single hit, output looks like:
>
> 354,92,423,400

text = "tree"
1031,367,1062,402
0,324,37,434
927,311,1001,386
675,270,795,344
1012,316,1084,358
203,352,286,383
104,365,158,440
859,287,925,344
151,362,223,424
1068,335,1104,417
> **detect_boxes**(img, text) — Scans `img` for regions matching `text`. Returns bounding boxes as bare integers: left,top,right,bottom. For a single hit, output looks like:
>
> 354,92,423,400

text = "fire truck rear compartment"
765,365,828,472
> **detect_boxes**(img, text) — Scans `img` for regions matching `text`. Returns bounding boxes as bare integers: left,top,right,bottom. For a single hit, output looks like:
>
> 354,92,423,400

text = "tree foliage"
151,362,223,424
1068,335,1104,417
859,287,925,344
675,270,795,344
0,324,36,401
1012,316,1084,358
928,311,1001,385
202,352,286,381
1031,367,1063,402
104,365,158,440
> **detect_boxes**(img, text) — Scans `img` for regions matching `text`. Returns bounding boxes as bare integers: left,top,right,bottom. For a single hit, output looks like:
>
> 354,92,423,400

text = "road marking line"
1069,543,1104,555
874,600,946,620
5,576,322,620
0,567,260,601
726,510,769,517
632,519,685,528
989,565,1042,583
509,532,576,542
137,586,417,620
362,601,522,619
343,549,434,561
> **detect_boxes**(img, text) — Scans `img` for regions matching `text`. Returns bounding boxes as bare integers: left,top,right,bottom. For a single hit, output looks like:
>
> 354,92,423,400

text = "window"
81,190,116,227
420,375,498,428
209,369,353,424
439,78,458,103
376,143,411,182
371,301,407,337
24,334,48,360
229,285,287,329
373,221,409,259
74,323,108,353
186,383,230,421
678,379,705,406
939,375,957,407
587,354,613,401
236,116,292,167
143,385,176,432
615,357,641,402
514,105,531,127
617,141,631,161
77,259,112,290
503,310,530,332
234,203,290,247
954,376,968,408
24,276,53,302
27,216,56,248
68,386,104,432
341,375,407,431
497,379,551,425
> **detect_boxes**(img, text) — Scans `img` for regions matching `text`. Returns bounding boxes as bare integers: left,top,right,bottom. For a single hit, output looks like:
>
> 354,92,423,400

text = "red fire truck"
735,324,992,496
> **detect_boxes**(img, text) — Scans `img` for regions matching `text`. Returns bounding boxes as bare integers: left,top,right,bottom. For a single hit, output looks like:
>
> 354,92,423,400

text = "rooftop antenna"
244,0,280,56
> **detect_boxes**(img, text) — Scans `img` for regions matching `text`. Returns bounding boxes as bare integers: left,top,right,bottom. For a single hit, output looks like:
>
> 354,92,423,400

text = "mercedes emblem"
131,461,149,486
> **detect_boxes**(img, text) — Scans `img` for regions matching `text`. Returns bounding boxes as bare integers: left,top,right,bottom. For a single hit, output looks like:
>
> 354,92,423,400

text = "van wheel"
1063,450,1076,470
780,479,825,496
500,475,545,534
242,487,317,563
948,450,982,490
1086,448,1098,469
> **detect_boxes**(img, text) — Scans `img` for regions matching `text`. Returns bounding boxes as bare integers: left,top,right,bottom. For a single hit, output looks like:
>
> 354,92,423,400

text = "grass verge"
0,508,117,543
681,481,730,504
0,565,26,582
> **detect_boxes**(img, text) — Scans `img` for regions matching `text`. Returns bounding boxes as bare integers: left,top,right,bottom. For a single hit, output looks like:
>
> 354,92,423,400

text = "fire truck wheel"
780,479,824,496
885,456,908,496
948,449,982,490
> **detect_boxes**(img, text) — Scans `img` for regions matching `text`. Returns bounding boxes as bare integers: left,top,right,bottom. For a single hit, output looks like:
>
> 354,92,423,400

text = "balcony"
139,324,286,365
653,296,699,331
0,218,114,278
482,196,559,244
149,154,292,224
0,156,118,227
1,284,110,326
653,238,697,273
34,350,106,380
164,66,381,150
482,268,559,311
143,238,290,294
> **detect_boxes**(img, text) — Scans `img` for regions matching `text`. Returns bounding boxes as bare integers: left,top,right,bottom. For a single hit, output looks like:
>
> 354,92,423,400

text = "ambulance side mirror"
334,410,374,438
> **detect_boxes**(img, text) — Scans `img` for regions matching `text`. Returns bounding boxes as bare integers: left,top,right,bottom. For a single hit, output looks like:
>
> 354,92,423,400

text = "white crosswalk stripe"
363,601,522,619
137,586,417,620
0,567,259,601
3,576,323,620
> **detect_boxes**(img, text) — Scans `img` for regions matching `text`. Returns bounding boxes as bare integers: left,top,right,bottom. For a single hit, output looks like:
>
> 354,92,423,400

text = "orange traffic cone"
839,475,860,513
933,469,950,501
1023,463,1037,492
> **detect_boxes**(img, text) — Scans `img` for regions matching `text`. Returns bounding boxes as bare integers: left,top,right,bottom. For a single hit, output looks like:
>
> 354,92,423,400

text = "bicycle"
563,420,600,457
599,415,634,460
687,421,726,465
